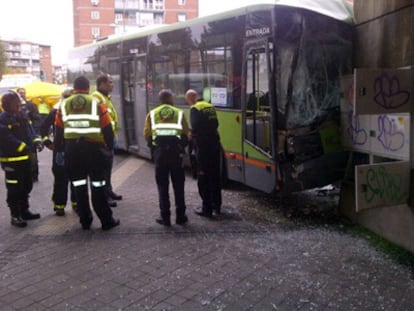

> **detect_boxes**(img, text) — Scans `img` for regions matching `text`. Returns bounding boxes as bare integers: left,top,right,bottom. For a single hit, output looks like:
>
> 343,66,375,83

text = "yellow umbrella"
20,81,64,110
21,81,64,98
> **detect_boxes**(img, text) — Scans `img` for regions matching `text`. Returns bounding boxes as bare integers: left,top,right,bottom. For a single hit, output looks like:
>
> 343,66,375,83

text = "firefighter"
0,90,43,227
92,74,122,208
185,89,222,218
143,89,190,226
40,87,77,216
54,76,119,230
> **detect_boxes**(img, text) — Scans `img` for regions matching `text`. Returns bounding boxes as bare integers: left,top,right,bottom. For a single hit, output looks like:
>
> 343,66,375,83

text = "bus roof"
274,0,353,24
71,1,353,52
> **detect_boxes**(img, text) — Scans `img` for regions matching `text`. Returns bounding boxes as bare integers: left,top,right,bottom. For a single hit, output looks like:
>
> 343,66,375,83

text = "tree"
0,39,7,80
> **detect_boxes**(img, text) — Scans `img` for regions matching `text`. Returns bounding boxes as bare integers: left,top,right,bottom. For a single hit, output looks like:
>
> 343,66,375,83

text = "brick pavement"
0,151,413,310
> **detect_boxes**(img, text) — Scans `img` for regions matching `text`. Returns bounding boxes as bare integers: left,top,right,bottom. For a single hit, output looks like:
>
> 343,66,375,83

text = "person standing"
0,90,43,227
40,87,77,216
54,76,119,230
143,89,190,226
185,89,222,218
37,97,51,128
16,87,41,182
16,88,40,128
92,74,122,208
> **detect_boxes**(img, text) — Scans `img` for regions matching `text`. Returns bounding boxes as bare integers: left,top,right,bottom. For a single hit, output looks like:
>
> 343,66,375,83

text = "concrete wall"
354,0,414,68
339,0,414,253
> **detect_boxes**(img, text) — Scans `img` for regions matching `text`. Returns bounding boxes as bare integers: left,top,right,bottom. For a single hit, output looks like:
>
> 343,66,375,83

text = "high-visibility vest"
38,101,50,114
92,91,118,133
61,94,104,143
192,100,218,120
150,104,184,144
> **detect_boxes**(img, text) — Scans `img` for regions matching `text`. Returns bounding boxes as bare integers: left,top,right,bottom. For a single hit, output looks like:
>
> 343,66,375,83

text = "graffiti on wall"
373,73,410,110
356,161,409,211
341,69,411,160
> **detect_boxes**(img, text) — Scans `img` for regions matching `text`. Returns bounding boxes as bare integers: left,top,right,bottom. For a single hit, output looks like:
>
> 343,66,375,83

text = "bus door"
242,41,276,193
134,54,151,159
107,58,126,150
121,58,136,153
121,55,151,158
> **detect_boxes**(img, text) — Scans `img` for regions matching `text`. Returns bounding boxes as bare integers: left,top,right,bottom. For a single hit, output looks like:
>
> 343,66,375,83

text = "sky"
0,0,264,65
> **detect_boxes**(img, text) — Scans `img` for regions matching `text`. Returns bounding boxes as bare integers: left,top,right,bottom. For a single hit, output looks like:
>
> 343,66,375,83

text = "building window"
92,27,100,38
155,0,164,10
91,11,100,20
115,13,123,23
138,12,154,26
91,0,99,5
154,13,163,24
178,0,185,5
177,13,186,22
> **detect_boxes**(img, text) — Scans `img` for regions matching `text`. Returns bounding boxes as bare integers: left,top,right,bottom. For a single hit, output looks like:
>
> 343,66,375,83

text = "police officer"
143,89,190,226
0,90,43,227
92,74,122,208
55,76,119,230
185,89,222,218
40,87,77,216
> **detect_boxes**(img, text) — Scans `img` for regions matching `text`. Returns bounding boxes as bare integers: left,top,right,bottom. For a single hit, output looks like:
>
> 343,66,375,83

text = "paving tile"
0,151,413,309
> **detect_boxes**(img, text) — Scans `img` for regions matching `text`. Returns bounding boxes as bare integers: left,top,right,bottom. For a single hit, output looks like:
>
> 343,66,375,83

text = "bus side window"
247,91,269,112
247,93,257,111
260,92,270,111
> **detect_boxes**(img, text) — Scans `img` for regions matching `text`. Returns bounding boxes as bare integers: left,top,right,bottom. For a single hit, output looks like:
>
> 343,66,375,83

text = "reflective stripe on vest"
150,105,183,142
61,95,103,141
6,179,18,184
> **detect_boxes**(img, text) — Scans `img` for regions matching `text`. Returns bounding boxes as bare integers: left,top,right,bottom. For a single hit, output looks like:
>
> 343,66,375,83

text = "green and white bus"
67,1,353,194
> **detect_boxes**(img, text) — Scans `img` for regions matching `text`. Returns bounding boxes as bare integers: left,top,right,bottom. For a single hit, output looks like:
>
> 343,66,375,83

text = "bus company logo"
159,106,175,122
245,27,271,38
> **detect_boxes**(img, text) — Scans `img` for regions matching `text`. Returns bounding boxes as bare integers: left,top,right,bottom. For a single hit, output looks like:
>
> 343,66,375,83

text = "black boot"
109,191,123,201
11,216,27,228
9,205,27,227
21,210,41,220
19,200,41,220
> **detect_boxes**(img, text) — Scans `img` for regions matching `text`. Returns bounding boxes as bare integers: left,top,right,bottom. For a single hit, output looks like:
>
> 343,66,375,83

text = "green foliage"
351,225,414,270
0,39,7,80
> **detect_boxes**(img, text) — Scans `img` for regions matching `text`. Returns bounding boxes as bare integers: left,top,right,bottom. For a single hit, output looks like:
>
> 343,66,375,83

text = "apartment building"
1,39,52,83
73,0,198,46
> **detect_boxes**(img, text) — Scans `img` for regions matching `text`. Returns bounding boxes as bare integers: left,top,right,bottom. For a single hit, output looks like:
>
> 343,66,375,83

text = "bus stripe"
225,152,275,171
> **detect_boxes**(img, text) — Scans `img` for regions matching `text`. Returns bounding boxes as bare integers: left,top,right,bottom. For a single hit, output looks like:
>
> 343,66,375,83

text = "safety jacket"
150,104,184,146
38,101,50,115
92,91,118,134
0,111,41,163
190,100,219,144
60,93,104,143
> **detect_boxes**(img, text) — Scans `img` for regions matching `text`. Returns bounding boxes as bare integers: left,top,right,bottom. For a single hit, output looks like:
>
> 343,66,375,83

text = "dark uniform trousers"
104,149,115,194
52,151,76,207
3,160,33,217
153,144,186,221
64,139,113,227
196,140,222,214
